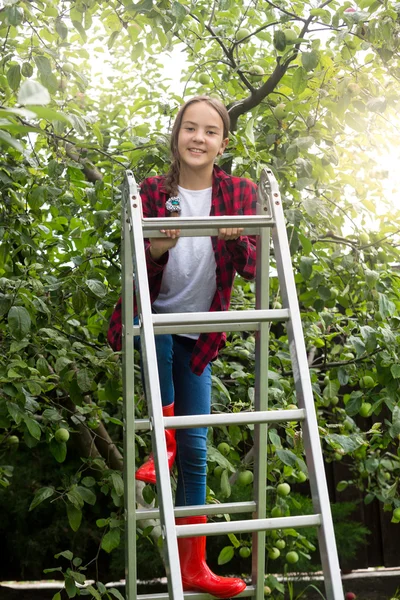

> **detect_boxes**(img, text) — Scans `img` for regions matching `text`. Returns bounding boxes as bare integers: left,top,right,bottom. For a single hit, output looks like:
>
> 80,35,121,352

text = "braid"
164,158,180,197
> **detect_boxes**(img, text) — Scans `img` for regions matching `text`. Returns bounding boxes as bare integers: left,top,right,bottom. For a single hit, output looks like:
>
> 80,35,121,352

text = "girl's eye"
207,131,216,135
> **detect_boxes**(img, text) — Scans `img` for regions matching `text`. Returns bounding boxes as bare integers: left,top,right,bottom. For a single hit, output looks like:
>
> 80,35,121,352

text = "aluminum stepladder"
121,167,344,600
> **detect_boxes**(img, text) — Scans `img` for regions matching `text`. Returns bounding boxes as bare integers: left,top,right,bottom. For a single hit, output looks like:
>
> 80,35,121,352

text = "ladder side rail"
252,184,271,599
126,171,184,600
264,169,344,600
122,173,137,600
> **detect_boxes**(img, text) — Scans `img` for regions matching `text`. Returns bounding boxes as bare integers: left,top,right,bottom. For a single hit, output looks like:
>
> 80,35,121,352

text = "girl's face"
177,102,229,173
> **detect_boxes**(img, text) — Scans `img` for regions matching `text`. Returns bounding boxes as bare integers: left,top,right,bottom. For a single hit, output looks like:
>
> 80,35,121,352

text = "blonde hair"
164,96,230,196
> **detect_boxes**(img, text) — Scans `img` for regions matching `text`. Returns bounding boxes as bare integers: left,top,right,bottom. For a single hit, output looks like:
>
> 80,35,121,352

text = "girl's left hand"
218,228,243,241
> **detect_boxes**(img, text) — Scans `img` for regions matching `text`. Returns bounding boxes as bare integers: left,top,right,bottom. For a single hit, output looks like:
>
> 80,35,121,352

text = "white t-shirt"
152,185,217,339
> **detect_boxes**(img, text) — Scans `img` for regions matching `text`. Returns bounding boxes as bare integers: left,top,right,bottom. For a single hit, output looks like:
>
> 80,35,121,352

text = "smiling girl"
108,96,257,598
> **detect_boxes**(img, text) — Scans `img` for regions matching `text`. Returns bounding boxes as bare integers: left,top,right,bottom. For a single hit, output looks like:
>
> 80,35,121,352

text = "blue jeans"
134,325,211,507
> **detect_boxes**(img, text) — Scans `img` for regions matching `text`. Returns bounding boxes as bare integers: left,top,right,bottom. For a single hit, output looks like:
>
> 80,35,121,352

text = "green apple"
7,435,19,446
284,29,297,42
271,505,283,518
359,402,372,418
214,465,224,478
275,539,286,550
274,103,287,120
268,547,281,560
393,507,400,520
239,546,251,558
360,375,375,389
198,73,211,85
248,65,265,82
237,470,254,486
217,442,230,456
277,483,291,497
55,428,70,443
286,550,299,564
62,62,74,74
236,28,250,42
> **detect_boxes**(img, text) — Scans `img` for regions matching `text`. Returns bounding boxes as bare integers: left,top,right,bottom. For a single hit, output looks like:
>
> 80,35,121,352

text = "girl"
108,96,257,598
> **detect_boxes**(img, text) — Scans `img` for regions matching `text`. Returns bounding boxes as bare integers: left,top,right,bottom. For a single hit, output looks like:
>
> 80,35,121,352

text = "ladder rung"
136,501,256,521
176,514,321,537
142,215,274,238
133,308,289,336
134,409,305,430
137,585,256,599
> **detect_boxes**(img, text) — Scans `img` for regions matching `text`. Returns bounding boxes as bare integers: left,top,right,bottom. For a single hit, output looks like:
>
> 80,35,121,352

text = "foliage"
1,0,400,594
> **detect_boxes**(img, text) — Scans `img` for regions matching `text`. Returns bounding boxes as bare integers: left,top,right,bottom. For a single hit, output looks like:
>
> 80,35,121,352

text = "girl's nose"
193,129,205,142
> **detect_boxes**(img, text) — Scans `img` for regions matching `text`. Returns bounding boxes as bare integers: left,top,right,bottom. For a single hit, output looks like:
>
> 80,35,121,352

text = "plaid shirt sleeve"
224,178,257,281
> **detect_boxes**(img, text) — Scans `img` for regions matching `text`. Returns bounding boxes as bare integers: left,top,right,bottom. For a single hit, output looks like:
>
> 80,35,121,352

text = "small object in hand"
166,196,181,213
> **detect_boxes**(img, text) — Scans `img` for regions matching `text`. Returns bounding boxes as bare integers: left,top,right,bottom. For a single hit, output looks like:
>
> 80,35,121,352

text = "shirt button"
218,286,222,291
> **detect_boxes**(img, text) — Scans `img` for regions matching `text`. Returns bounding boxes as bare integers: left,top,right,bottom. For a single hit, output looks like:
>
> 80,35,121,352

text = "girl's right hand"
149,226,180,260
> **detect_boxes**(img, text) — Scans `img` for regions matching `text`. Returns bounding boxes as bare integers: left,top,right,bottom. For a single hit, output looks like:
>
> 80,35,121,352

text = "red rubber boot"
176,515,246,599
135,403,176,484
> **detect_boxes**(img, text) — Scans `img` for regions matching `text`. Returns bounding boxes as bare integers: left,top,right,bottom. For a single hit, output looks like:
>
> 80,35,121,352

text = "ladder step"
142,214,274,238
136,501,256,521
137,585,256,599
176,515,321,537
134,409,305,431
133,308,289,336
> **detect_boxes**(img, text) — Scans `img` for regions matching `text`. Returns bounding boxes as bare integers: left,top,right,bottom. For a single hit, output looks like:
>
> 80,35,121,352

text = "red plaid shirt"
107,165,257,375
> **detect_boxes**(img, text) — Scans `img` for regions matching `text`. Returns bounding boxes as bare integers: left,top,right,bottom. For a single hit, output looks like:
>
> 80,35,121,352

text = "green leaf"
111,472,124,497
7,64,21,91
220,468,231,498
67,504,82,532
55,550,73,560
292,67,308,95
101,527,121,553
55,19,69,39
86,586,101,600
68,113,87,134
391,365,400,379
245,117,255,145
34,56,52,78
301,50,320,71
8,306,31,340
18,80,51,105
0,130,24,152
50,438,67,463
65,576,77,598
378,293,395,318
29,486,54,511
82,476,96,487
345,113,365,133
217,545,234,565
299,256,313,280
72,289,87,313
276,448,298,468
24,416,42,440
273,30,286,51
76,485,97,505
52,592,62,600
326,433,364,453
86,279,107,297
108,588,125,600
77,368,94,392
389,406,400,438
345,392,363,416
